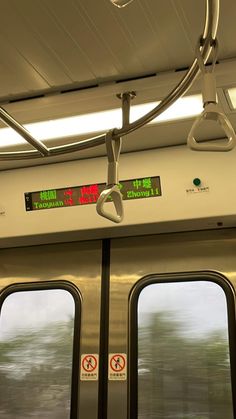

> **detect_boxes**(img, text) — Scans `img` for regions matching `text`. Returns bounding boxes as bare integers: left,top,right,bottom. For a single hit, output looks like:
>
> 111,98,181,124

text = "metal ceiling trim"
0,0,220,160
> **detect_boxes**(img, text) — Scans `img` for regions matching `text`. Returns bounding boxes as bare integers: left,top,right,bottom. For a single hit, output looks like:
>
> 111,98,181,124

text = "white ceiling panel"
0,0,220,100
0,0,234,99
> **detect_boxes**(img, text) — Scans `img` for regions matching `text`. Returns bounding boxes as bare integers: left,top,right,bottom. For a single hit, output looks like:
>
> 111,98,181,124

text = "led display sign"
25,176,161,211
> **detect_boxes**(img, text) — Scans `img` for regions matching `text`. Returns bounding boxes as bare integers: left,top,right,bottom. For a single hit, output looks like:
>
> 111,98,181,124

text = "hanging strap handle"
96,130,124,223
187,38,236,152
96,92,134,223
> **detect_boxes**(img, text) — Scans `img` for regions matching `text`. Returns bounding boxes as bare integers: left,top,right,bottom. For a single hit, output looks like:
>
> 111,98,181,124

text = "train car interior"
0,1,236,418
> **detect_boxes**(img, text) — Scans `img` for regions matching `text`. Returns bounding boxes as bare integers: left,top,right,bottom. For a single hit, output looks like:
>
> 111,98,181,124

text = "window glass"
138,280,234,419
0,288,76,419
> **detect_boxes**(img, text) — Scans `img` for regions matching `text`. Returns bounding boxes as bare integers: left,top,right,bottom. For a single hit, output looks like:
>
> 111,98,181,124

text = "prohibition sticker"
80,354,99,381
108,353,127,381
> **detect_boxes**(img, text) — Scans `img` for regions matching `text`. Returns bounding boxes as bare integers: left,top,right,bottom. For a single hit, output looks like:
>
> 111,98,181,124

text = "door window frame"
129,271,236,419
0,280,81,419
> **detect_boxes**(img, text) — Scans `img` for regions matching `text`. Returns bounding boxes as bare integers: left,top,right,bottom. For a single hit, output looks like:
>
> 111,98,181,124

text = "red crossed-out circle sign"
82,355,97,372
110,354,126,372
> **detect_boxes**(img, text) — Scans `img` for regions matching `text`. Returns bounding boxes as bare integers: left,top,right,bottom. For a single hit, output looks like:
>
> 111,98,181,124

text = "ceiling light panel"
225,87,236,110
0,94,202,148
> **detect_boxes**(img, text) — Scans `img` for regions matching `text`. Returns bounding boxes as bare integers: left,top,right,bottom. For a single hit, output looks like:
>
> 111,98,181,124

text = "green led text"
34,200,64,209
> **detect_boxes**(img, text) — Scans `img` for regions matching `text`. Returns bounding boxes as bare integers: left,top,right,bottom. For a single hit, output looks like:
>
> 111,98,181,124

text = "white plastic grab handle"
96,184,124,224
187,106,236,152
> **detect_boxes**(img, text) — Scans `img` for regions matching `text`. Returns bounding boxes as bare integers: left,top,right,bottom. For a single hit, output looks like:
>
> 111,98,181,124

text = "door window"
0,287,78,419
137,280,234,419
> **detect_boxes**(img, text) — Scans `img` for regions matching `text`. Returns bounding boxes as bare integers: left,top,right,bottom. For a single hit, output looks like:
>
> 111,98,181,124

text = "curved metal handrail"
0,0,219,160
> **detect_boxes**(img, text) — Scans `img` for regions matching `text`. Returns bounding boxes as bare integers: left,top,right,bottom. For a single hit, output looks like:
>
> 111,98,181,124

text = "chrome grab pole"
0,107,49,156
0,0,219,160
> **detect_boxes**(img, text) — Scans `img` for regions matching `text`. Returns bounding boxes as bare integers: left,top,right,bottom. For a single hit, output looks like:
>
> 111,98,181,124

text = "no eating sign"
108,353,127,381
80,354,99,381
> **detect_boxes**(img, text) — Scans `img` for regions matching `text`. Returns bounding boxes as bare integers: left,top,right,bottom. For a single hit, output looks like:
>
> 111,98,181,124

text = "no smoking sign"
108,353,127,381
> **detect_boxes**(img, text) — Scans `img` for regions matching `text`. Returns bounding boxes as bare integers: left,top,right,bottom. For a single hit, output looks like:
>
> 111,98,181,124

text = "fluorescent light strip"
226,87,236,110
0,94,202,148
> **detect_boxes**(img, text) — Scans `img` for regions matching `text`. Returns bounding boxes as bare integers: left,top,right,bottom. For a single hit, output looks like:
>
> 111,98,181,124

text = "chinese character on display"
39,189,57,201
80,184,99,203
89,184,99,196
81,186,90,196
81,184,99,197
48,190,57,199
142,177,152,189
40,191,49,201
133,179,142,189
64,188,73,197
